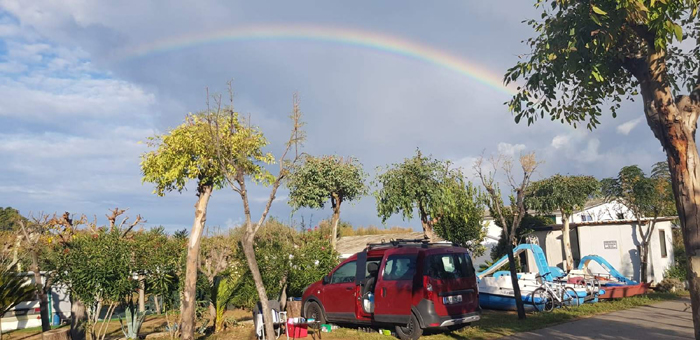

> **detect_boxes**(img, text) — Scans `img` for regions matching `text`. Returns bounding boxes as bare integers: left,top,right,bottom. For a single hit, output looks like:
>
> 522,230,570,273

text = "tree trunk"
154,295,161,314
561,213,574,272
506,240,526,319
30,252,51,332
138,275,146,313
330,197,341,250
626,49,700,338
420,220,437,241
640,244,649,283
70,297,86,340
181,184,214,340
208,301,216,328
241,234,276,338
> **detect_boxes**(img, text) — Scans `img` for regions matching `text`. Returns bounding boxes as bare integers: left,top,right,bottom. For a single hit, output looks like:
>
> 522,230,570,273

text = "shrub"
656,277,685,292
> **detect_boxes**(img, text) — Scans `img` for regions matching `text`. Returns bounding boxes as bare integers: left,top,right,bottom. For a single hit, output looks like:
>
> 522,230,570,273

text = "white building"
1,272,71,333
529,217,676,284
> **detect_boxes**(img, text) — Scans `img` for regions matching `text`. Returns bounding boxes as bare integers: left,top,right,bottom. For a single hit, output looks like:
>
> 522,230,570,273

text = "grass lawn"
321,291,688,340
2,292,686,340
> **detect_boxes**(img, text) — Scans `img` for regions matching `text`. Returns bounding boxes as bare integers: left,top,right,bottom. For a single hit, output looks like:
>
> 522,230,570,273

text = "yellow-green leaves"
141,110,273,196
591,4,607,15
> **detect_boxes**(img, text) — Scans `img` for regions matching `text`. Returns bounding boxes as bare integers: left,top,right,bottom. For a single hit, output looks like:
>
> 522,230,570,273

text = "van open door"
354,250,372,321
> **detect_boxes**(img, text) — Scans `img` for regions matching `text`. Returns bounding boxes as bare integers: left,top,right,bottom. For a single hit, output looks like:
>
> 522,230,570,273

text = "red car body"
301,240,480,339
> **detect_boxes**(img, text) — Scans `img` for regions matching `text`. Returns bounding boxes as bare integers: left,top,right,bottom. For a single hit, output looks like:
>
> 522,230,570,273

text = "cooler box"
287,318,308,338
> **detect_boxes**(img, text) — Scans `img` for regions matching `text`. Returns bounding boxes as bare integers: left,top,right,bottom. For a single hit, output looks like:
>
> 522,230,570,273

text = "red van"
301,239,480,340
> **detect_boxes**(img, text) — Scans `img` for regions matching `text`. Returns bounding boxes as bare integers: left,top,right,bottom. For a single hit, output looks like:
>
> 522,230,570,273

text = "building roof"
531,216,678,231
336,232,445,257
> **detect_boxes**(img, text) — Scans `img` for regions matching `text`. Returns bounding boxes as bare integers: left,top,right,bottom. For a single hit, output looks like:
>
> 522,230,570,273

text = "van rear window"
424,253,474,279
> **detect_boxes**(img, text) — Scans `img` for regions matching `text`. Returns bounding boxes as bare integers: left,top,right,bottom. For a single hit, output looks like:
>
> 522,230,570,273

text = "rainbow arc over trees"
115,24,516,95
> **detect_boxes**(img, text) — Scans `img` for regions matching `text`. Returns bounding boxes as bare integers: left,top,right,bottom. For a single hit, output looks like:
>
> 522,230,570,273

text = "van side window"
382,255,417,281
331,261,357,284
425,253,475,279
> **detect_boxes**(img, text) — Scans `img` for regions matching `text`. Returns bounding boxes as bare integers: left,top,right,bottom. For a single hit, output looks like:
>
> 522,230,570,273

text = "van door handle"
381,287,386,297
346,287,353,290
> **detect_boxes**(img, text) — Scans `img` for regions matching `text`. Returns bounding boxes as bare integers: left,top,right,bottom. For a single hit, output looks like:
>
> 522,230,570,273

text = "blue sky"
0,1,669,232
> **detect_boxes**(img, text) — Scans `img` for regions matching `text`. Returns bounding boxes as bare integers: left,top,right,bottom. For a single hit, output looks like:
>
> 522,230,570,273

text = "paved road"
507,297,694,339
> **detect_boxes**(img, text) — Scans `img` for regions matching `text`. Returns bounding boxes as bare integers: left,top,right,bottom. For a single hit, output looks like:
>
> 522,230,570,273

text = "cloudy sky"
0,1,670,232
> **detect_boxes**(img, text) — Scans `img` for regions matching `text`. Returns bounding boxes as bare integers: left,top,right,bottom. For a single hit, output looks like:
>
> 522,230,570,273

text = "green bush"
665,241,687,281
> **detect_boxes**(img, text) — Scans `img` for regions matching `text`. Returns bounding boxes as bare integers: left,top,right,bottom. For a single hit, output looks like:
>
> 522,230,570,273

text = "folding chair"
254,300,288,340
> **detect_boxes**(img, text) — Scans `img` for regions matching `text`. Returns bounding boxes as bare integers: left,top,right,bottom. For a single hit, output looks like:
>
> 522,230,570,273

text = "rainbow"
113,24,517,95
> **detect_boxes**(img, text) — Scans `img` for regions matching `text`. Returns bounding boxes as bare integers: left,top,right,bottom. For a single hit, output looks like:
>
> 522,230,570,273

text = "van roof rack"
365,238,459,250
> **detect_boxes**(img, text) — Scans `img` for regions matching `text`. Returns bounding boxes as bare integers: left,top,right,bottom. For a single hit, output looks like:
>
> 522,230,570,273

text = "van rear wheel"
395,313,423,340
303,301,326,324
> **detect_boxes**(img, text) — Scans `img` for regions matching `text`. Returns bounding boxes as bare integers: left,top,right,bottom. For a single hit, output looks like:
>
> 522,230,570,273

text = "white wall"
576,221,674,283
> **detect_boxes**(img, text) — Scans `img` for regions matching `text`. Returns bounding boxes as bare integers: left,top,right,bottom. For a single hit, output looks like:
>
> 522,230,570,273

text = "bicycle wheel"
562,287,580,308
530,287,554,312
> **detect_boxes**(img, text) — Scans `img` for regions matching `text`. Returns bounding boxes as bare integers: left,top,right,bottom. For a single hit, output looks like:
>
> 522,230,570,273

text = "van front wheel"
303,301,326,324
395,313,423,340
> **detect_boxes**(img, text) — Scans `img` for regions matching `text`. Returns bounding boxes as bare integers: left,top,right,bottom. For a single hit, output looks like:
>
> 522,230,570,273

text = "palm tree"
0,267,37,340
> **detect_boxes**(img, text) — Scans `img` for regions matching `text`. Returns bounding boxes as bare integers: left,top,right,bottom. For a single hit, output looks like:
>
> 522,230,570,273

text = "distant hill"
0,207,28,232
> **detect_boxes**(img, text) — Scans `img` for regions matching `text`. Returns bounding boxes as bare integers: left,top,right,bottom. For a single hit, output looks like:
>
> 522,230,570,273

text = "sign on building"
604,240,617,249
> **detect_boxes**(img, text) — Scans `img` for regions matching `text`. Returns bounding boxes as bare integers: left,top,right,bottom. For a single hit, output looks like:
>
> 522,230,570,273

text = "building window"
659,230,668,258
616,213,625,220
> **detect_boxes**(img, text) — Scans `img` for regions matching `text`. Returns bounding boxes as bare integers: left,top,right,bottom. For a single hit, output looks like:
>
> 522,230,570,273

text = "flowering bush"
287,228,338,297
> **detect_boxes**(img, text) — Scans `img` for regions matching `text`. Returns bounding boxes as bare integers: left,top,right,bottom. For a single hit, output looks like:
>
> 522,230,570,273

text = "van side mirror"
322,275,331,285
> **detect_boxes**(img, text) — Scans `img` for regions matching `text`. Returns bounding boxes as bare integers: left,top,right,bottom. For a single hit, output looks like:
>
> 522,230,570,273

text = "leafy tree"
475,153,540,319
527,175,599,271
141,113,229,340
203,84,304,338
601,164,675,282
287,155,367,250
0,207,27,232
375,149,464,240
505,0,700,332
433,174,487,255
0,266,36,340
54,229,137,340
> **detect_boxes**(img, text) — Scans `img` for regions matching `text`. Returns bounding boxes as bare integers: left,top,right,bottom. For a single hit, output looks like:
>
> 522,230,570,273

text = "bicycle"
529,273,580,312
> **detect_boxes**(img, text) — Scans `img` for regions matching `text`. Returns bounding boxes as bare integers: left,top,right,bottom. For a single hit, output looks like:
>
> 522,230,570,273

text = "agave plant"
119,301,146,340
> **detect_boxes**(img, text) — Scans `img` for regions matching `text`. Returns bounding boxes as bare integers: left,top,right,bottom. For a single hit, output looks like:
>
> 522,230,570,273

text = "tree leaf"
591,5,607,15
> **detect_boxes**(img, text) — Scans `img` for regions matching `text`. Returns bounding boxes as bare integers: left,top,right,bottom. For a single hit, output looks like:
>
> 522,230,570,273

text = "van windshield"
425,253,474,280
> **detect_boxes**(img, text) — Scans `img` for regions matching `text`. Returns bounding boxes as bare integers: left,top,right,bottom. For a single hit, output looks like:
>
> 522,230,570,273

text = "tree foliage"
0,207,27,232
287,155,367,249
0,266,36,338
527,175,599,216
505,0,699,128
433,175,487,255
601,164,676,218
287,155,367,211
375,149,479,240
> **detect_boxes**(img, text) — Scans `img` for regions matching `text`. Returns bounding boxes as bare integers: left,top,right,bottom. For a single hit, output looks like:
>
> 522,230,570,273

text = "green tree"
141,113,230,340
0,207,27,232
54,229,137,340
601,165,676,282
505,0,700,332
375,149,463,240
433,174,487,255
0,266,36,340
527,175,599,271
287,155,367,250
